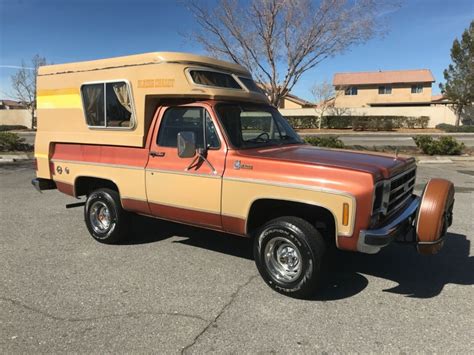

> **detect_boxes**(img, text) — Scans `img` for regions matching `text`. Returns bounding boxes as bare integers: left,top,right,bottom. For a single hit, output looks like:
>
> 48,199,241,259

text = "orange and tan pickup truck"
32,52,455,298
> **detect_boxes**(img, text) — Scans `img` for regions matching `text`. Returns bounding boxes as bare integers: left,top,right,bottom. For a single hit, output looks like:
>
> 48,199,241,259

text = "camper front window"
81,81,134,128
189,70,242,90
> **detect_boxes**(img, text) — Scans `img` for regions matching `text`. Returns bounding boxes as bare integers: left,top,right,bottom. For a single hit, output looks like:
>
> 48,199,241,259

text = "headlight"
371,180,391,225
373,183,384,211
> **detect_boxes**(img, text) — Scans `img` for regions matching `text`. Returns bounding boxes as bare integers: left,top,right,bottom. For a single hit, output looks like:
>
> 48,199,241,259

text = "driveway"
1,161,473,352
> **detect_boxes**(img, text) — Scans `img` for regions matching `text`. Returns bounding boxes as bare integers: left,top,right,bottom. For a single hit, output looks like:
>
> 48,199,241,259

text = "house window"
344,87,358,96
378,85,392,95
411,84,423,94
189,70,242,89
81,81,134,128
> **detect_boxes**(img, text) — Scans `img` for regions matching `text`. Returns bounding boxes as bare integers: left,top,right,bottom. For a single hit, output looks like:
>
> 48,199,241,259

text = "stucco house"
256,83,315,109
0,99,27,110
333,69,435,108
0,99,32,128
279,93,315,109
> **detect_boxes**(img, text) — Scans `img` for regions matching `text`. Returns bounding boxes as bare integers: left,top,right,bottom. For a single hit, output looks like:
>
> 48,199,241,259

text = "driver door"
145,104,226,229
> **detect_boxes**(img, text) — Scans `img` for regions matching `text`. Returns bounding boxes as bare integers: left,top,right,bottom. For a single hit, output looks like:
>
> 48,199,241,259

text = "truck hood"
239,144,415,180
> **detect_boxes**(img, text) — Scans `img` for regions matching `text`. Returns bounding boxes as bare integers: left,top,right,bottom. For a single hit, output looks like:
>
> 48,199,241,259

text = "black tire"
84,188,129,244
253,216,326,299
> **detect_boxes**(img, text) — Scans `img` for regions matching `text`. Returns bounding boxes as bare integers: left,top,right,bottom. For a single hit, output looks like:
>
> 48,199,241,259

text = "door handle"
150,151,165,157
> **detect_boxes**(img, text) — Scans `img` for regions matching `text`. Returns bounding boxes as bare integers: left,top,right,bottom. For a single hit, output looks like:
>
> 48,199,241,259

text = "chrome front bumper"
357,196,420,254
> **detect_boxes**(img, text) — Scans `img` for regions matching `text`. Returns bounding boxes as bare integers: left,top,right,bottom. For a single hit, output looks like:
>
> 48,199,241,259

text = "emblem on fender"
233,160,253,170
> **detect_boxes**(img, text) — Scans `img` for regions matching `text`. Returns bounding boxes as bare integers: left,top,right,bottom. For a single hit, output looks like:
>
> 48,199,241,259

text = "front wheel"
84,188,129,244
254,216,326,299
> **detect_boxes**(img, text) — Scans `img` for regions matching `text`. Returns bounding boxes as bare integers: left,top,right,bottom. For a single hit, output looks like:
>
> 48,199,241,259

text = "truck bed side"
49,143,150,213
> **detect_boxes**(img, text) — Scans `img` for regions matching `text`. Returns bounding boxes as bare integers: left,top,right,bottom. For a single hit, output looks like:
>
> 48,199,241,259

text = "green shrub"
352,117,381,130
0,132,30,151
435,123,474,132
0,125,29,131
419,116,430,129
304,136,345,148
324,116,353,129
413,135,465,155
285,115,430,131
286,116,320,129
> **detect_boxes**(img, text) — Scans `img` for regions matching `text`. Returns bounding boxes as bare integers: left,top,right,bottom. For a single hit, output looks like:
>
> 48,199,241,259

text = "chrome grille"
386,168,416,214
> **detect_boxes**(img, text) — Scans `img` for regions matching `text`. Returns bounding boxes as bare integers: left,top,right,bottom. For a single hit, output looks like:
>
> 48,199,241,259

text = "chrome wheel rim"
264,237,302,282
89,201,111,234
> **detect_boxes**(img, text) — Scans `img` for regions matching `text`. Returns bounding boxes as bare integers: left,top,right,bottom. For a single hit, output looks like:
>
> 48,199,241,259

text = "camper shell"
36,52,268,179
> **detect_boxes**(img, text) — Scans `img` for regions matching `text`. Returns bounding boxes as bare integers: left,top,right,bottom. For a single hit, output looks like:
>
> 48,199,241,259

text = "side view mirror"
177,131,196,158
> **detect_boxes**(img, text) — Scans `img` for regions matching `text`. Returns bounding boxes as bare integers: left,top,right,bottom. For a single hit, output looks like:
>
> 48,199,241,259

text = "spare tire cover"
416,178,454,255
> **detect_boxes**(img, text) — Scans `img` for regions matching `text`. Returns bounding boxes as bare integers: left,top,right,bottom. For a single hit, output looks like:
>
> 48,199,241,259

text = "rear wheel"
254,216,326,299
84,188,129,244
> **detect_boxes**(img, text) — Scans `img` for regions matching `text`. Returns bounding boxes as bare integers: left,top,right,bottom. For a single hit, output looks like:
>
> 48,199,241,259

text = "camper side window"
81,81,134,128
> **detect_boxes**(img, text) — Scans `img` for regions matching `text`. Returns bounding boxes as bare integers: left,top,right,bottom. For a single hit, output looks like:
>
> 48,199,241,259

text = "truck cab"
33,52,455,298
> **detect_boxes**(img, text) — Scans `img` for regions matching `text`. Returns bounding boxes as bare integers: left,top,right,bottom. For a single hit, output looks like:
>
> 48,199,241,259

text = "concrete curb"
0,154,33,164
417,159,454,164
10,130,36,135
416,155,474,164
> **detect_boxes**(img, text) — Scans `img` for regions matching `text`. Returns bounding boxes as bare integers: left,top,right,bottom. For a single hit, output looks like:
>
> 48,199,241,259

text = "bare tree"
187,0,390,106
10,54,47,128
329,105,351,118
311,80,335,129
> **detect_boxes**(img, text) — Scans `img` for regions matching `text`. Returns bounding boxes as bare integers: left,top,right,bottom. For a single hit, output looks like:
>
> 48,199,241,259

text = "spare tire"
416,178,454,255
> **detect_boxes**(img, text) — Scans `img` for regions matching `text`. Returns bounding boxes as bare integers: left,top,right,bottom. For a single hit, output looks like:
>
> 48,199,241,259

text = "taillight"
49,161,55,175
34,158,38,171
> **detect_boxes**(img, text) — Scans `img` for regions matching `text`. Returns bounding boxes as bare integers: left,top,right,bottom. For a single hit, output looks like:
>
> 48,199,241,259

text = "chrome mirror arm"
197,151,217,175
185,149,217,175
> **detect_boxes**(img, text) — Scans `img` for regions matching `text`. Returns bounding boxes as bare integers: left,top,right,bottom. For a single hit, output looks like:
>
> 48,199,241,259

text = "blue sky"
0,0,472,100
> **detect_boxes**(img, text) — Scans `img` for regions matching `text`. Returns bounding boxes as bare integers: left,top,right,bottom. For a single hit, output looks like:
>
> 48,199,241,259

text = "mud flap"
416,178,455,255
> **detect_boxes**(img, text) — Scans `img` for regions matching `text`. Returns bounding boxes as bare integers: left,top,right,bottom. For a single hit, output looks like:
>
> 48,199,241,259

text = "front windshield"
215,103,302,149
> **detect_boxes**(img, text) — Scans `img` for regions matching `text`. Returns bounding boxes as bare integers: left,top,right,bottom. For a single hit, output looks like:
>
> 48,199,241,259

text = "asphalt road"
16,131,474,147
1,161,473,353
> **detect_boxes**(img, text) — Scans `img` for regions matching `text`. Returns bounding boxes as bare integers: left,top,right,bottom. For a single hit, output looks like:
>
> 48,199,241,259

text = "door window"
157,107,220,149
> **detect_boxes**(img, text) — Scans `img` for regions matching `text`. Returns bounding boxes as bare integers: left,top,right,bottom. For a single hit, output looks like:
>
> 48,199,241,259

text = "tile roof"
333,69,435,86
431,94,447,102
0,99,26,108
284,93,315,107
